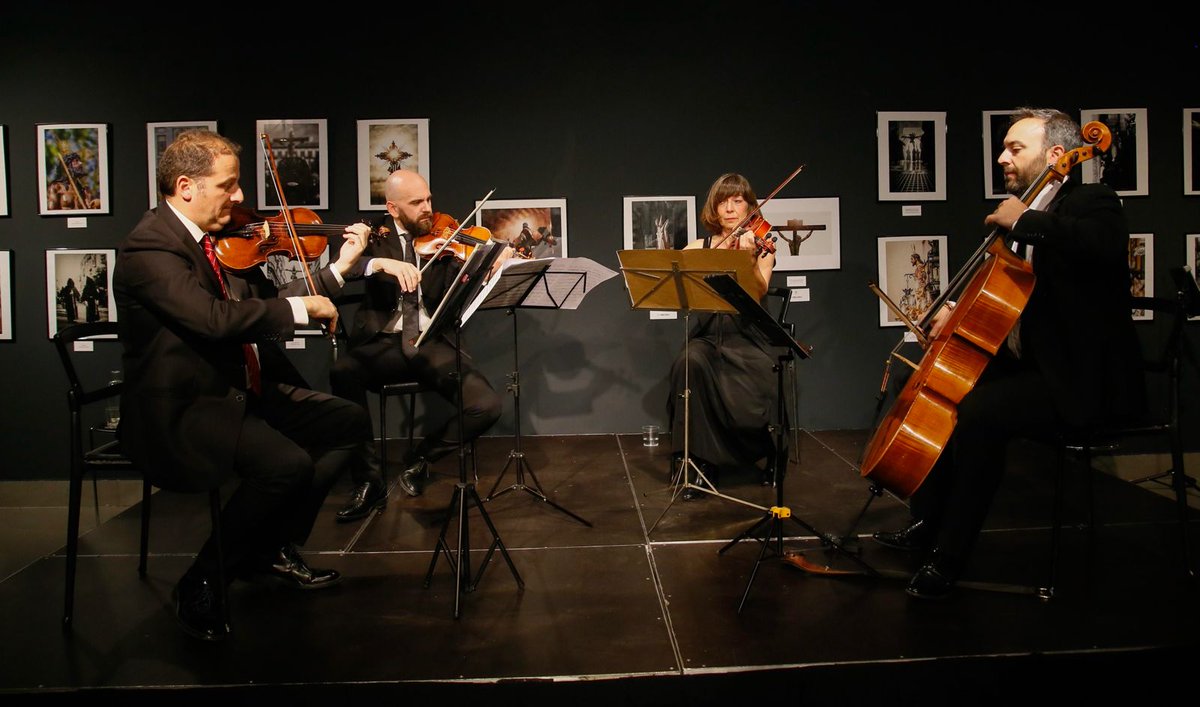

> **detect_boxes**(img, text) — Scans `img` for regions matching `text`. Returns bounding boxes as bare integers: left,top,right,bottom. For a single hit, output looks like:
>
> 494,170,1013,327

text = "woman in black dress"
667,173,777,499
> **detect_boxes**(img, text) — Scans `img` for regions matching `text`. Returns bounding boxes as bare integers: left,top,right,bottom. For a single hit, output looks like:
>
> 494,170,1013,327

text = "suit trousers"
192,384,368,578
909,353,1061,566
330,332,503,484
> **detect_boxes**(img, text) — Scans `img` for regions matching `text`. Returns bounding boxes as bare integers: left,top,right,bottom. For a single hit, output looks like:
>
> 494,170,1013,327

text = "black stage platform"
2,430,1197,705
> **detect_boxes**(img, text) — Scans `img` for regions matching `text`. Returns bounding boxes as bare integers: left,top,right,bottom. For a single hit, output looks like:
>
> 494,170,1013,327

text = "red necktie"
203,235,262,395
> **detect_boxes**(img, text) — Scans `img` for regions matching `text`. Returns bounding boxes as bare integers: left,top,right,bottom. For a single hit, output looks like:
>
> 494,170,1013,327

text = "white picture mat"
45,248,116,337
622,196,696,250
475,198,568,258
0,251,11,340
876,235,948,327
758,197,841,271
1129,233,1154,321
877,111,947,201
146,121,218,209
36,123,109,215
356,118,430,210
1184,109,1200,195
982,110,1018,199
1080,108,1149,197
256,119,329,210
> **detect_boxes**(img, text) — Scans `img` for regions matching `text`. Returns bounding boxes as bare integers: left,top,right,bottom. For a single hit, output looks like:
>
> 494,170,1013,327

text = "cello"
859,120,1112,499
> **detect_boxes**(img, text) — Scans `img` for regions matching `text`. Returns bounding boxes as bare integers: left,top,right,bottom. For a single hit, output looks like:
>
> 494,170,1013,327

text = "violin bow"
417,187,497,276
259,133,337,355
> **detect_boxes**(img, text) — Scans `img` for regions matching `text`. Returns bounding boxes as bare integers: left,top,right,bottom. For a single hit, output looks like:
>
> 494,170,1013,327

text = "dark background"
2,3,1197,480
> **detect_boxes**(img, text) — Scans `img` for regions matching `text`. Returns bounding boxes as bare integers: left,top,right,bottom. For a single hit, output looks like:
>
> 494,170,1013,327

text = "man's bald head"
384,169,434,235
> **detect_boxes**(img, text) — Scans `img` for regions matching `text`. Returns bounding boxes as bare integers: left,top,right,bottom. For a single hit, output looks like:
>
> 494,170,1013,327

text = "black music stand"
417,241,524,618
616,249,770,533
703,274,877,611
470,257,616,527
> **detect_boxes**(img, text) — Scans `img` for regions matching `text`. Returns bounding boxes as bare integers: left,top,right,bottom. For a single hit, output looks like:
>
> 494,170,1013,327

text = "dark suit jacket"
343,214,457,348
114,205,344,491
1010,178,1145,427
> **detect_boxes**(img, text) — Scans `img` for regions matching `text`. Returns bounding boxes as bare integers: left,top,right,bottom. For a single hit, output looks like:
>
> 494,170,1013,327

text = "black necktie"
399,235,419,357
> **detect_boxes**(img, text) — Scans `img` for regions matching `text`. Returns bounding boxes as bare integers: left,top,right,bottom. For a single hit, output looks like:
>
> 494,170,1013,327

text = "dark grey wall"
2,5,1197,479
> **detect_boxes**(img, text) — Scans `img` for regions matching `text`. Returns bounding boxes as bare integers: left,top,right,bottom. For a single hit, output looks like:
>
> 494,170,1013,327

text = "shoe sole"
248,568,345,591
334,498,386,523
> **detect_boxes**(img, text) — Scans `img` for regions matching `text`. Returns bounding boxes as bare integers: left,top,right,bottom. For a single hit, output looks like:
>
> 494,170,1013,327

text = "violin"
213,205,377,271
412,212,495,263
740,214,777,255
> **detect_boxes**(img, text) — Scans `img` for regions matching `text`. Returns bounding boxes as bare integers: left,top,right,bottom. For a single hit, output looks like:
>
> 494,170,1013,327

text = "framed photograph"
46,249,116,337
256,119,328,210
982,110,1018,199
876,236,948,327
758,197,841,271
357,118,430,211
260,249,330,335
1187,234,1200,321
36,123,109,215
0,125,8,216
622,196,695,250
0,251,11,341
877,111,946,201
476,198,567,259
1129,233,1154,321
146,121,218,208
1184,109,1200,195
1080,108,1148,196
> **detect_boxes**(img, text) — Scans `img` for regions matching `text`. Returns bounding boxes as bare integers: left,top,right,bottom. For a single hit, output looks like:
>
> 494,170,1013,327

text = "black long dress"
666,237,776,474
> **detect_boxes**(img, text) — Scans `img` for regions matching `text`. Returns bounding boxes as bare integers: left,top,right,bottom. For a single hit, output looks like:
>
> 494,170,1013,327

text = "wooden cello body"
860,120,1113,499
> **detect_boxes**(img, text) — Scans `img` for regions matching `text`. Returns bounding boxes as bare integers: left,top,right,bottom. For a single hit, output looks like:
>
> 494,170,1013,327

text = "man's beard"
399,213,434,236
1007,154,1047,195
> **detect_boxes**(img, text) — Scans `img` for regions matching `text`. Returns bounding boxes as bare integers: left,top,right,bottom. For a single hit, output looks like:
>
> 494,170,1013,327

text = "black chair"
1046,290,1196,597
53,322,228,633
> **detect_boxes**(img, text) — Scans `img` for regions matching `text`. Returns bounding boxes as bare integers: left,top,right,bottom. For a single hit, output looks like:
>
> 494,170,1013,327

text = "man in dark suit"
873,108,1145,598
330,169,510,520
114,130,374,640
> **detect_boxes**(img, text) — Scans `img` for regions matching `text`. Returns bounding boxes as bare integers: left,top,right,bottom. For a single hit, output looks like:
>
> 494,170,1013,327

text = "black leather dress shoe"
252,543,342,590
173,574,230,641
398,457,429,497
872,518,932,552
335,480,386,523
680,485,708,501
906,556,957,600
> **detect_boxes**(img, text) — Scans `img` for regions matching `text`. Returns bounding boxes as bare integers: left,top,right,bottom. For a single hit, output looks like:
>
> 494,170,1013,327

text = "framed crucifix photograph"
757,197,841,271
877,111,946,201
876,235,947,327
622,196,695,250
146,121,218,208
476,198,567,259
1080,108,1148,197
45,248,116,337
37,123,109,215
256,119,328,210
357,118,430,210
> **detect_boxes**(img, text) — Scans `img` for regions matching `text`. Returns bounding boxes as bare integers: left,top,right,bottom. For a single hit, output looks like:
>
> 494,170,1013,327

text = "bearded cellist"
872,108,1145,598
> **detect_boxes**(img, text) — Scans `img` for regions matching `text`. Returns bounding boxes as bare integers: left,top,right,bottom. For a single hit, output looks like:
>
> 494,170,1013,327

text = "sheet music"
462,256,617,321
